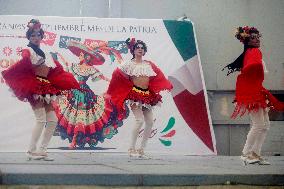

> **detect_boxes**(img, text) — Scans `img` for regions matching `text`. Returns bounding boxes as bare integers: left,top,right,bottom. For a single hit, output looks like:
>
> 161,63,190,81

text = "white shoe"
137,149,151,159
258,158,270,165
38,151,55,161
27,151,54,161
42,156,54,161
240,155,247,161
251,152,270,165
26,152,45,161
128,148,137,157
240,154,259,166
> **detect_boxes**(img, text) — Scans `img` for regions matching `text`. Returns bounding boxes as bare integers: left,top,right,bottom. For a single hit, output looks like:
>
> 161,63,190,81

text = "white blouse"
27,47,56,68
119,60,156,77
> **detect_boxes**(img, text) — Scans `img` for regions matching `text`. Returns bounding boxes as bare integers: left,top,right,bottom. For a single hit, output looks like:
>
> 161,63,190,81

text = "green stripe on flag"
163,20,197,61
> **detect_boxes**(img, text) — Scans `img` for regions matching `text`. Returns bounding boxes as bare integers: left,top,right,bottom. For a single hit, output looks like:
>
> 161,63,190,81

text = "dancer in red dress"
107,38,173,158
223,26,283,165
1,19,79,160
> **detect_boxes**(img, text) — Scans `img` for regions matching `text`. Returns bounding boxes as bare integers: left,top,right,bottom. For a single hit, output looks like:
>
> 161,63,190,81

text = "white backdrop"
0,15,216,155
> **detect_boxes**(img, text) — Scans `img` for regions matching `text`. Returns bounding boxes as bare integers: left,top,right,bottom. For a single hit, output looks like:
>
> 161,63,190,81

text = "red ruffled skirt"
126,85,161,107
34,76,61,95
1,58,79,102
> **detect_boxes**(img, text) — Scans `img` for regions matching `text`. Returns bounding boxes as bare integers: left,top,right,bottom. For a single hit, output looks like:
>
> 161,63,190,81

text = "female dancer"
107,38,172,158
1,19,79,160
223,26,283,165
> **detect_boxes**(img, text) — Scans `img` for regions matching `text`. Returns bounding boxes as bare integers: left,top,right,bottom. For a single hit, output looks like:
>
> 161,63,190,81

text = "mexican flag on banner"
164,20,215,153
0,15,216,155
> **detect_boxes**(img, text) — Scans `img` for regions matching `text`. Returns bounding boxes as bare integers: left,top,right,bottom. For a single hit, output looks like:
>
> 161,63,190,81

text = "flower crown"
235,26,261,43
27,19,42,30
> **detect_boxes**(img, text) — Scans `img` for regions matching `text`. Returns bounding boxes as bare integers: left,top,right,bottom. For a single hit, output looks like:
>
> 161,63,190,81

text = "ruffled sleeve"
1,51,36,101
148,61,173,93
107,68,133,119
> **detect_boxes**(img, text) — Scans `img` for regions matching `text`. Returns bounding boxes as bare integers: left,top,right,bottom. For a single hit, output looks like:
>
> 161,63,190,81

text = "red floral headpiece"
235,26,261,43
27,19,42,30
125,38,136,54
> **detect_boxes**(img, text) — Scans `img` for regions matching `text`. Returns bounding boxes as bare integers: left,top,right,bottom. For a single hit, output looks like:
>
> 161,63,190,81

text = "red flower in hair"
27,19,41,30
125,38,136,54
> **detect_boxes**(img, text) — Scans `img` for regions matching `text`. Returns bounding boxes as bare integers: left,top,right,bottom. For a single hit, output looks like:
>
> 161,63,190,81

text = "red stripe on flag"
173,90,214,152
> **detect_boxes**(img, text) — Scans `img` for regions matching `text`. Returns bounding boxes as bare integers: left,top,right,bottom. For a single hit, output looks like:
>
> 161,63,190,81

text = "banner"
0,15,216,155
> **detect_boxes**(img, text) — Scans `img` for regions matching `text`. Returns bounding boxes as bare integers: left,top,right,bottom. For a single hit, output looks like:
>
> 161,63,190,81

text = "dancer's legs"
28,102,46,153
38,103,57,154
140,108,154,150
242,108,270,156
251,108,270,156
129,105,144,150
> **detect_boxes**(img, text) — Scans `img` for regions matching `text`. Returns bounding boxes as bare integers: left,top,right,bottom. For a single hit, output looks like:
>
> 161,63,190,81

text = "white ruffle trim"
127,100,161,110
8,88,60,103
120,61,156,77
72,63,98,76
33,94,59,104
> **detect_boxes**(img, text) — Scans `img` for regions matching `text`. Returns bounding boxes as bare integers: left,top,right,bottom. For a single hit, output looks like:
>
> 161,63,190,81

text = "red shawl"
107,61,173,119
262,89,284,112
232,48,283,117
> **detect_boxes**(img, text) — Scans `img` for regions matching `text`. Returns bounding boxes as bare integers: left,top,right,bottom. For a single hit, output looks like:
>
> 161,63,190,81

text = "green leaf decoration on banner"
161,117,175,133
159,139,172,146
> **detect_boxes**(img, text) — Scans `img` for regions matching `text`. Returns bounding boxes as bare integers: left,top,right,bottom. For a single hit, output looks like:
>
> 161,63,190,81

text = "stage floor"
0,152,283,186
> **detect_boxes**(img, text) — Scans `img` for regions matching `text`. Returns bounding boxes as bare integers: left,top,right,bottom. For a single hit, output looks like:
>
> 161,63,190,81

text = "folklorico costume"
232,47,269,118
1,45,79,103
224,26,283,165
231,27,283,118
107,38,172,157
108,60,172,114
53,41,127,148
1,19,79,160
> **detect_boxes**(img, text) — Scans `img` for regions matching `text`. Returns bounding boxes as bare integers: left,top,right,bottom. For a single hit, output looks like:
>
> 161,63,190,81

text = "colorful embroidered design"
3,46,12,56
16,47,23,56
54,63,128,148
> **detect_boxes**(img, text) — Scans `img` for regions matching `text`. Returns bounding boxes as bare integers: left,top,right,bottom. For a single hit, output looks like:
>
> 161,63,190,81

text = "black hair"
26,28,44,40
222,44,249,76
222,29,260,76
128,40,147,60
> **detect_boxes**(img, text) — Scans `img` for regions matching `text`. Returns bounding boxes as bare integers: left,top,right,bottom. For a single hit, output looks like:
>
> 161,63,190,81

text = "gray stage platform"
0,152,283,186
